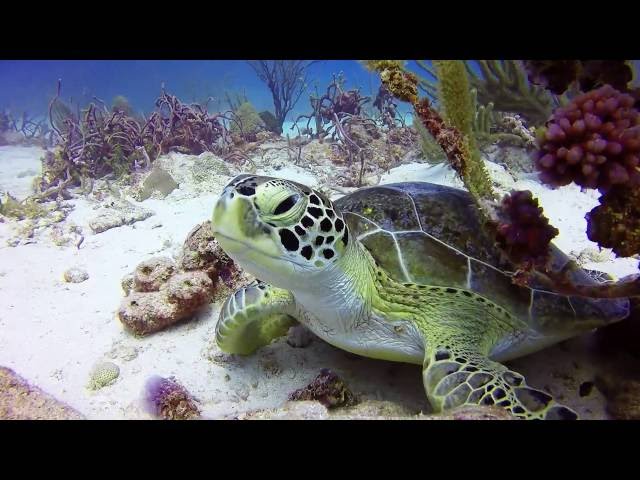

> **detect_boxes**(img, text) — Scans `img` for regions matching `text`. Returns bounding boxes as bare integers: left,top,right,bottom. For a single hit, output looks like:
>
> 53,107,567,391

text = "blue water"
0,60,400,123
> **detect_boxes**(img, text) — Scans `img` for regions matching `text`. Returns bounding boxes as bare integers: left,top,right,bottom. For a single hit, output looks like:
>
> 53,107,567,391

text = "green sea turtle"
211,175,630,419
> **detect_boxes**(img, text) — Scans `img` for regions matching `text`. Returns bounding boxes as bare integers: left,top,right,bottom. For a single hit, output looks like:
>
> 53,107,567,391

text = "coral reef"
63,267,89,283
288,369,357,408
178,222,244,297
143,375,200,420
118,221,243,336
133,257,177,292
87,361,120,390
464,60,553,125
494,190,560,269
433,60,495,201
136,166,178,201
0,367,84,419
523,60,636,96
87,199,155,234
40,81,231,200
586,186,640,257
258,110,280,134
229,102,265,142
118,270,212,336
247,61,315,134
535,85,640,191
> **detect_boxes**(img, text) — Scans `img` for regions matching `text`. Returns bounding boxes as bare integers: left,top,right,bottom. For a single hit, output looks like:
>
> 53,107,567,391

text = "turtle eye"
273,194,300,215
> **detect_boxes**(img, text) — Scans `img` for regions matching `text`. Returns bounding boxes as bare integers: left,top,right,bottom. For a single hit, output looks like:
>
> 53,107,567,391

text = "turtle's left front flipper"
216,281,298,355
421,336,578,420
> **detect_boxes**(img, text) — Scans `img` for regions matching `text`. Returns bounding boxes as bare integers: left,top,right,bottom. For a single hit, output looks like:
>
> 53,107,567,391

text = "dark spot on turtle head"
323,249,335,259
257,284,266,290
315,236,324,246
295,225,306,236
462,291,472,297
301,216,314,228
320,218,332,232
464,366,479,373
497,400,511,407
308,206,323,219
342,229,349,246
300,245,313,260
512,406,525,415
326,236,334,244
279,229,299,251
326,209,335,219
482,396,495,406
446,288,457,294
309,194,320,205
335,218,344,232
237,185,256,196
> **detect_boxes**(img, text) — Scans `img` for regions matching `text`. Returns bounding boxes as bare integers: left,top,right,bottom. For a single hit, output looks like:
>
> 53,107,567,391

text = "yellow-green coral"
230,101,265,137
414,118,445,164
0,193,46,220
433,61,495,201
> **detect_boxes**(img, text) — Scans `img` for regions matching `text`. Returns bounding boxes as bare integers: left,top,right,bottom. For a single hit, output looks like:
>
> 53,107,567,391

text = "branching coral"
247,60,315,134
40,81,232,199
536,85,640,191
464,60,554,126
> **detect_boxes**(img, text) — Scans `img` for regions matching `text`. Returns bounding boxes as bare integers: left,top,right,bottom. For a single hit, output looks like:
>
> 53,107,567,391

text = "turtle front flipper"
422,342,578,420
216,281,298,355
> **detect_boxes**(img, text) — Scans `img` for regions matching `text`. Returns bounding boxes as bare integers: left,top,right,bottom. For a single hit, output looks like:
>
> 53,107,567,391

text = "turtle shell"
335,182,629,333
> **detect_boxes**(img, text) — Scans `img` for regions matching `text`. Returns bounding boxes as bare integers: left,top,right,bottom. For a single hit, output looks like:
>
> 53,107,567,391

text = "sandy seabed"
0,144,636,419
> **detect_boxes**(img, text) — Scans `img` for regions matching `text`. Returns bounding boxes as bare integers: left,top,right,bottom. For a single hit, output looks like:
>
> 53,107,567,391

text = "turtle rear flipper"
216,281,297,355
422,343,578,420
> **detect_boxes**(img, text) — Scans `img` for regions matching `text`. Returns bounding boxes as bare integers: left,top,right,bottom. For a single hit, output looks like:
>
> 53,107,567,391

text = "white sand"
0,146,636,419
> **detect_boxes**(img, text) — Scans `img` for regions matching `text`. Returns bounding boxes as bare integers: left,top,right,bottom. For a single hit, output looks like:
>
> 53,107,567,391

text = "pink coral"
536,85,640,191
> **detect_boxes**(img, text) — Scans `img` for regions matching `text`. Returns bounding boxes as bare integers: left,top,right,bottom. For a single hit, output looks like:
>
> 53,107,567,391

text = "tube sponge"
536,85,640,191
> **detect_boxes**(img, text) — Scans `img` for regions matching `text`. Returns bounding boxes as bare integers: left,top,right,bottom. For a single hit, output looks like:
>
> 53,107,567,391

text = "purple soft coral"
143,375,200,420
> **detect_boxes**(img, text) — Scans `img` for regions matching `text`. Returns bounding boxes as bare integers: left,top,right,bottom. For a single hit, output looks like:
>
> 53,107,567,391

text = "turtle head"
212,175,350,291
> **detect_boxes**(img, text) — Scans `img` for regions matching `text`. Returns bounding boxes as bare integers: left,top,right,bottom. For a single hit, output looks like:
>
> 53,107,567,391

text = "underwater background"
1,59,640,420
0,60,401,122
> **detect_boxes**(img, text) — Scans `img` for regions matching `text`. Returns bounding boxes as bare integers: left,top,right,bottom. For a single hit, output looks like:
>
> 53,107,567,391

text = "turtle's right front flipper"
216,281,297,355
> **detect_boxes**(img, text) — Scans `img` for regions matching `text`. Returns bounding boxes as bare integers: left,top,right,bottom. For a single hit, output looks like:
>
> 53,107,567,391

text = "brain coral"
88,362,120,390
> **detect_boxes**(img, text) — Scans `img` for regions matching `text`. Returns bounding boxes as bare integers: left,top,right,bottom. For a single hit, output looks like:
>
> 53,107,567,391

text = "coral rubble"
0,367,84,420
288,369,357,408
